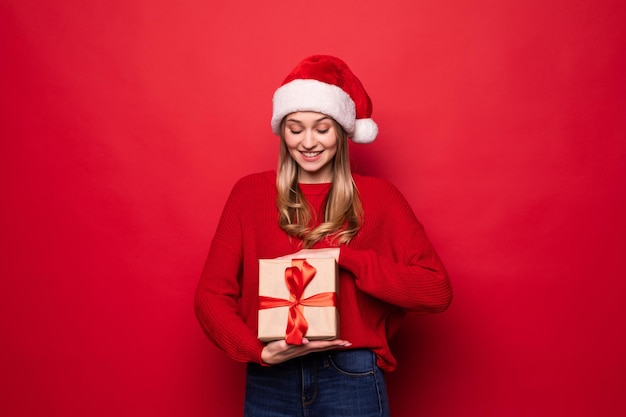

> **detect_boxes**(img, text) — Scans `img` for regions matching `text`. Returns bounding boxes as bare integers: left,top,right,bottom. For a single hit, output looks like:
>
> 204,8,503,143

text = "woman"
195,55,452,417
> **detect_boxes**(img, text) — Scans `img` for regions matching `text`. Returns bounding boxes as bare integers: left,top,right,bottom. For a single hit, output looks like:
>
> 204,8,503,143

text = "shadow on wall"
387,312,461,415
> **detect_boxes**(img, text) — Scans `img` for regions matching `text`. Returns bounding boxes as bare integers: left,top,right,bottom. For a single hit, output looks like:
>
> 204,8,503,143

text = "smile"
300,151,323,158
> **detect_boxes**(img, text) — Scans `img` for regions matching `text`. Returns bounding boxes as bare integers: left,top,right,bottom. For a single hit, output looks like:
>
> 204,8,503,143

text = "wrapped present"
258,258,338,345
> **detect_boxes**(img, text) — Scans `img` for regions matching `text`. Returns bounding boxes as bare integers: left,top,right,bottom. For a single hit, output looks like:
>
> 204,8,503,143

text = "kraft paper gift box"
258,258,338,344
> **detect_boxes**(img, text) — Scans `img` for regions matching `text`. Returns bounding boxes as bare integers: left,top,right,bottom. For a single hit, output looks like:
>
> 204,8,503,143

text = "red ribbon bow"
258,259,337,345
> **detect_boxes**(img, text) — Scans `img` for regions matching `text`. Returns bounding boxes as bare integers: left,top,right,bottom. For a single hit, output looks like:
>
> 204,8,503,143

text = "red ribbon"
258,259,337,345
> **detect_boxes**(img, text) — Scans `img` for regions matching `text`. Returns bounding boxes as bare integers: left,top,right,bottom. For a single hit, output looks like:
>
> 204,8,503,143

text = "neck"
298,171,333,184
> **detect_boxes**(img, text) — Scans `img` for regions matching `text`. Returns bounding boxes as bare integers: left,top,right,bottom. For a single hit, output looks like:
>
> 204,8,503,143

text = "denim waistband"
244,348,390,416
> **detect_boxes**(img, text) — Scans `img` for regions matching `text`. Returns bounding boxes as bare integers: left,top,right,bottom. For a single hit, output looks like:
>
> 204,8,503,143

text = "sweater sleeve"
338,180,452,314
194,178,265,364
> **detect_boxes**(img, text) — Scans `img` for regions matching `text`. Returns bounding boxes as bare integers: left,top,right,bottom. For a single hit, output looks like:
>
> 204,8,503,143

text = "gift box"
258,258,338,345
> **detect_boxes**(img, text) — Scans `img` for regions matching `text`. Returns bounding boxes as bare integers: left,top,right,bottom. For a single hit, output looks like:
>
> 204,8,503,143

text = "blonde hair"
276,118,363,248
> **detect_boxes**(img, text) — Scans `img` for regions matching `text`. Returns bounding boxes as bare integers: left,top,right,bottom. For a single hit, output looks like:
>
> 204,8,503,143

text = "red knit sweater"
194,171,452,372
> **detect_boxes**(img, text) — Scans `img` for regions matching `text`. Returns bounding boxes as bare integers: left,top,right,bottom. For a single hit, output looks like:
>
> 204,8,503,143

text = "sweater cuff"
338,245,368,276
256,344,272,367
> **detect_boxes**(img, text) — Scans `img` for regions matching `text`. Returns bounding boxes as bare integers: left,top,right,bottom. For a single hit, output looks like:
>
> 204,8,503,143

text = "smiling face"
283,111,339,184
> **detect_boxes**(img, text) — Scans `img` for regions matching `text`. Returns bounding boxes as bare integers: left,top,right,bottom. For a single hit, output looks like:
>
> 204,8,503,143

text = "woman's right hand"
261,338,352,365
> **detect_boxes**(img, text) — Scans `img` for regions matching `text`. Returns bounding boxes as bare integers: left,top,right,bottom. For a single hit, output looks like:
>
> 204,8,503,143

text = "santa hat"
271,55,378,144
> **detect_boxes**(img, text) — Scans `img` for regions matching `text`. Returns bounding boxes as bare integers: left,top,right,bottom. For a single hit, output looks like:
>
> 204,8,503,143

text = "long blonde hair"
276,117,363,248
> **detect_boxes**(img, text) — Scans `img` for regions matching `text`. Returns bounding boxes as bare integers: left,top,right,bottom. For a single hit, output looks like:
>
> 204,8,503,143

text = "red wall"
2,1,625,416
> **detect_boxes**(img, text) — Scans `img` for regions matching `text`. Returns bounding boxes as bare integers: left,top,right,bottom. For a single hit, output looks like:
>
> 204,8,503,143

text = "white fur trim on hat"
271,79,356,136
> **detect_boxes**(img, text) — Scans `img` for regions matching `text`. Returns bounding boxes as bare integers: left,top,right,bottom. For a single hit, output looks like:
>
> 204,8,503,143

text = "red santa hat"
271,55,378,144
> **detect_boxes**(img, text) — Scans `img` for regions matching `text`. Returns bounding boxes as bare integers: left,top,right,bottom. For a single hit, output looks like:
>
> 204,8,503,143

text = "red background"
2,1,625,416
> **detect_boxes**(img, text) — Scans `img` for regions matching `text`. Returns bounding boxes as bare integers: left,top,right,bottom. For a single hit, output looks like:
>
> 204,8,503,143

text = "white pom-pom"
351,118,378,143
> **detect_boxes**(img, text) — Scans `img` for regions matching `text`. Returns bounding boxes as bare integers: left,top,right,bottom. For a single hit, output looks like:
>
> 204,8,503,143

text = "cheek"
284,133,299,148
327,147,338,161
288,148,300,160
285,142,300,160
283,137,297,152
325,138,339,158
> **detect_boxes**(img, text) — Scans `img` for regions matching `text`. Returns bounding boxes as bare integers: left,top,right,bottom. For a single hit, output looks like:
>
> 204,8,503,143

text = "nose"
301,130,316,149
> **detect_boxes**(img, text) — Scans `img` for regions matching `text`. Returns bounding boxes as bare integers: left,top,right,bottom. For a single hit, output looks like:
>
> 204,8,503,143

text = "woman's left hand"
276,248,340,262
261,338,351,365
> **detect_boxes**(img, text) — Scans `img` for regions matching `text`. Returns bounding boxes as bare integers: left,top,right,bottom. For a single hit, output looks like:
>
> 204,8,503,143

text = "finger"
300,340,352,351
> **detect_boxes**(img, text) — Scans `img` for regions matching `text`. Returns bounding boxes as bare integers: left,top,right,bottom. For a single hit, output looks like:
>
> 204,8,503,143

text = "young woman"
195,55,452,417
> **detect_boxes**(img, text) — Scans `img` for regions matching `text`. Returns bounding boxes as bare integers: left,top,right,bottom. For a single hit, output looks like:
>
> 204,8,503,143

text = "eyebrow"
285,116,331,124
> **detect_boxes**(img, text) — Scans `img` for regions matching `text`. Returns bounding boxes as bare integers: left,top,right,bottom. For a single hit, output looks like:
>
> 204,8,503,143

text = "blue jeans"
244,349,390,417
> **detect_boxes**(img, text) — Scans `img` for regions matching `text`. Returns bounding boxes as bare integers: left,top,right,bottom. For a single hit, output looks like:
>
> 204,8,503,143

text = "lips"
299,150,324,162
301,151,322,158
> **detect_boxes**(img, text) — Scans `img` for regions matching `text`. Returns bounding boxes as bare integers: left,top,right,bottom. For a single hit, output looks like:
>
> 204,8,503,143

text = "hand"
261,338,352,365
276,248,340,263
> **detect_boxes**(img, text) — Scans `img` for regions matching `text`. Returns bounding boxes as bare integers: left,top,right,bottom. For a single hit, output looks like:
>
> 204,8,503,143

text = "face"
283,111,338,183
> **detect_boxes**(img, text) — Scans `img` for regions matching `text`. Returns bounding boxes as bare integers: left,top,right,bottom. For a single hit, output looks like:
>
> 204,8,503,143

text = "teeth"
302,151,321,157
